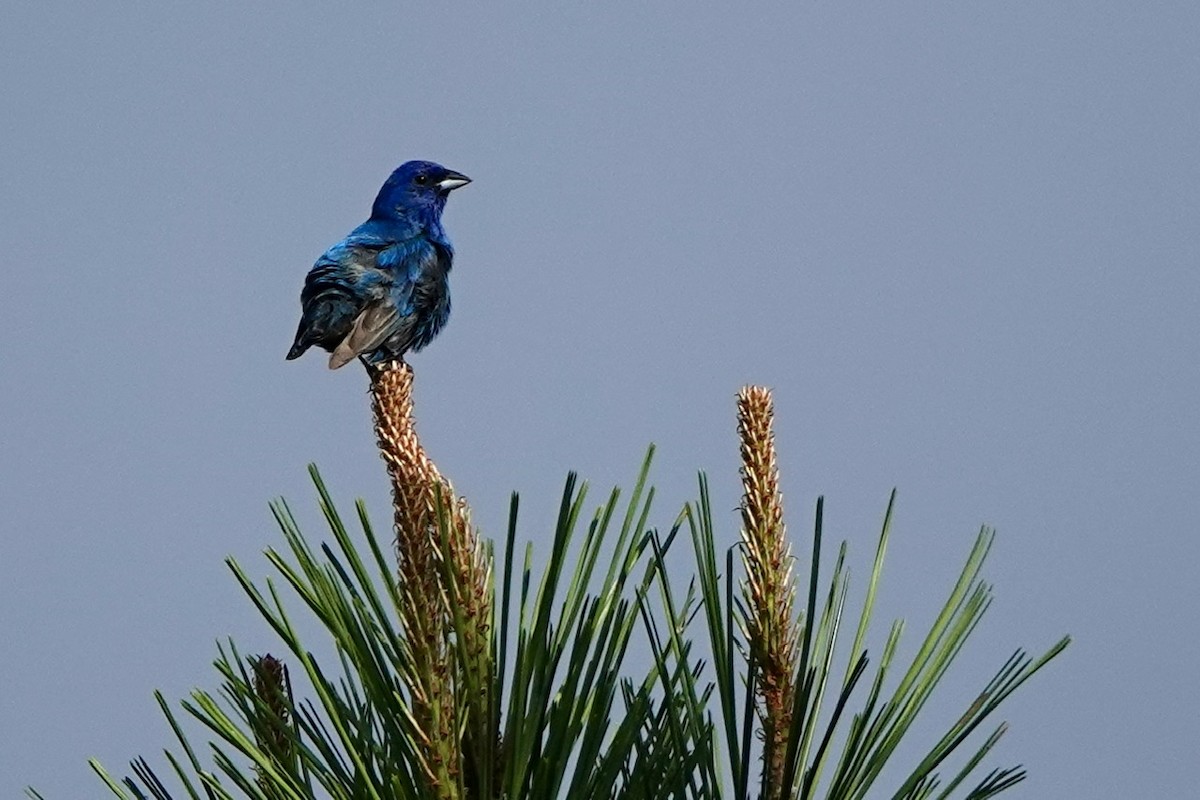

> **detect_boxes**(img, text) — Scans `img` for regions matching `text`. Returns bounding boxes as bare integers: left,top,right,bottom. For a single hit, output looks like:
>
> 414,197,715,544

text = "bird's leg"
358,355,379,384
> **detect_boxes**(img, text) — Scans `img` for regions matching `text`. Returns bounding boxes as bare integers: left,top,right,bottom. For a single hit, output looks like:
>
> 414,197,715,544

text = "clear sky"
2,4,1197,798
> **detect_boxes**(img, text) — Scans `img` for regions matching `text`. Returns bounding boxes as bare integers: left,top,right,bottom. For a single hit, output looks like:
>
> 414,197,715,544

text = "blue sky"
2,4,1197,797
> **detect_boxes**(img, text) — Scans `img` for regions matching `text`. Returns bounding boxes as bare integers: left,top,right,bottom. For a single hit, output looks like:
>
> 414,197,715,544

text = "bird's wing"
329,302,400,369
326,238,438,369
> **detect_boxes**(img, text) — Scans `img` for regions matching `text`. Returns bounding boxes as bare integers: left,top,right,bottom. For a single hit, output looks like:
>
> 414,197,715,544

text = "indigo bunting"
287,160,471,369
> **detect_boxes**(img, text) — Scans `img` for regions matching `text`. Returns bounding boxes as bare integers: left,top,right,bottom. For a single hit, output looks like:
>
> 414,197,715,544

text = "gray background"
2,3,1197,797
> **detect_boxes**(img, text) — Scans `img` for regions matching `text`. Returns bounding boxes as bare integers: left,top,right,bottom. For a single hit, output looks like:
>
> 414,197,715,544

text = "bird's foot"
360,355,408,376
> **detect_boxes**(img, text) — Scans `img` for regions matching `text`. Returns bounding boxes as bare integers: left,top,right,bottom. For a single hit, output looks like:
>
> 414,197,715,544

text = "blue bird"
287,160,471,369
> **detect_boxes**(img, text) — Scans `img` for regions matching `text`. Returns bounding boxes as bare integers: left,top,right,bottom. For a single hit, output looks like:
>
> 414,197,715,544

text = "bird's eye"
414,174,429,185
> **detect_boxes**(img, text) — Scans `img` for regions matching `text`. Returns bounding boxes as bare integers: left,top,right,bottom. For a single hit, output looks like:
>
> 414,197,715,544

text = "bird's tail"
286,342,308,360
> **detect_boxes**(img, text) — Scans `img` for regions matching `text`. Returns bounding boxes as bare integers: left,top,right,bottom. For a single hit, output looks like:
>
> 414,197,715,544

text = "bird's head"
371,160,471,222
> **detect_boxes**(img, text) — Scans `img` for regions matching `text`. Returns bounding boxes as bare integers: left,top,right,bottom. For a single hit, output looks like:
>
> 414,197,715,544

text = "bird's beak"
437,170,472,192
